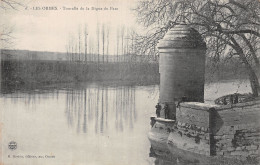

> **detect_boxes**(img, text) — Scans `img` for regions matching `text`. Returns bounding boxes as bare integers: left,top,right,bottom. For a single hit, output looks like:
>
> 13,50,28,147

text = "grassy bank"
1,60,159,86
1,59,259,87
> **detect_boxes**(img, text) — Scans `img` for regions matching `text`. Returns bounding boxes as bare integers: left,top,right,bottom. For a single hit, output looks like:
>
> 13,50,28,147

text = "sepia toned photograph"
0,0,260,164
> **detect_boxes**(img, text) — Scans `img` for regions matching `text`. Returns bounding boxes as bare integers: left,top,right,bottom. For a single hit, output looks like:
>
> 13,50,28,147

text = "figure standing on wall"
164,104,169,119
223,97,227,105
234,94,239,104
176,96,187,108
155,103,161,117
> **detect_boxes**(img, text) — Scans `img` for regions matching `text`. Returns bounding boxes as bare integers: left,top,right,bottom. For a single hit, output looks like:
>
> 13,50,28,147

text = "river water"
0,80,252,165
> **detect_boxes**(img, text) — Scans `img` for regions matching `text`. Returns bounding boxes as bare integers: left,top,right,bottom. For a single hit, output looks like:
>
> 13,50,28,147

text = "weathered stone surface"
230,151,248,156
223,134,234,139
177,105,209,128
246,145,258,150
216,151,224,155
171,97,260,158
227,147,235,151
223,151,231,156
249,150,259,155
235,147,242,151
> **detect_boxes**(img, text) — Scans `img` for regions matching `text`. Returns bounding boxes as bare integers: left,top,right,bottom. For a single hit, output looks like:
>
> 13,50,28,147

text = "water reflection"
1,83,157,165
65,85,137,135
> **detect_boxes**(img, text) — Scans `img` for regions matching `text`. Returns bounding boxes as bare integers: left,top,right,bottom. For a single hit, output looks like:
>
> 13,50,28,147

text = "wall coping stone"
155,118,176,123
179,102,218,111
179,97,260,111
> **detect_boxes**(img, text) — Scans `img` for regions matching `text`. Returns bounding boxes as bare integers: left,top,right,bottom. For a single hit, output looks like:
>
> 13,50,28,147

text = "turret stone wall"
174,98,260,157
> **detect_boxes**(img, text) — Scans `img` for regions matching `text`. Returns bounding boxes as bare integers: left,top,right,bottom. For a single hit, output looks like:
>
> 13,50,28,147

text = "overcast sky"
1,0,140,53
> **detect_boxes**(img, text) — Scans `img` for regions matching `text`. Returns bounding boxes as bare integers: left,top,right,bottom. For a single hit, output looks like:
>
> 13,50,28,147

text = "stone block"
241,146,246,150
246,145,258,150
217,127,234,135
230,151,248,156
223,134,234,139
214,135,223,140
244,132,260,137
201,127,208,132
215,143,223,148
218,138,233,145
234,125,239,130
249,150,259,155
235,147,242,151
206,128,209,133
227,147,235,151
223,151,231,156
216,151,224,155
199,150,206,155
237,124,247,130
177,121,181,126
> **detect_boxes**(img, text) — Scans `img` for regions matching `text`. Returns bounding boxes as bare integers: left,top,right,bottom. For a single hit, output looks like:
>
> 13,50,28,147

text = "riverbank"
1,59,259,87
1,60,159,86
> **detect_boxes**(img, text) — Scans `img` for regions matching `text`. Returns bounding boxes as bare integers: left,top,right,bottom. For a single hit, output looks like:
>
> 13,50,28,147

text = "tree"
102,23,105,63
121,26,125,62
0,25,14,49
78,25,81,62
134,0,260,97
106,24,110,63
0,0,24,10
96,22,100,65
84,24,88,63
116,27,120,62
0,0,24,49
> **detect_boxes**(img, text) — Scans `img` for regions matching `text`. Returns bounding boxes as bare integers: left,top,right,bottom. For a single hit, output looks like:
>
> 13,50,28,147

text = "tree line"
65,23,159,64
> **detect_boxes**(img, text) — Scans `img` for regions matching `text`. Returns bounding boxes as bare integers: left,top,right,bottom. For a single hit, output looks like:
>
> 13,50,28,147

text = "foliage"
0,0,25,48
134,0,260,96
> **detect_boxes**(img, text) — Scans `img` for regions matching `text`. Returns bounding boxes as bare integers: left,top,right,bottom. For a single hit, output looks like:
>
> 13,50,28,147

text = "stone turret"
157,23,206,119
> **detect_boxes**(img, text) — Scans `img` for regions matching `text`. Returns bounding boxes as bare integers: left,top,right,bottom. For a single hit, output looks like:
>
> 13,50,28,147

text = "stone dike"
212,98,260,158
149,97,260,160
169,97,260,158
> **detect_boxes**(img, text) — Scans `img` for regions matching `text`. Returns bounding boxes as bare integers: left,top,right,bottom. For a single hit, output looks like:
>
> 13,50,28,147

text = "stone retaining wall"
176,98,260,157
175,102,214,155
213,99,260,158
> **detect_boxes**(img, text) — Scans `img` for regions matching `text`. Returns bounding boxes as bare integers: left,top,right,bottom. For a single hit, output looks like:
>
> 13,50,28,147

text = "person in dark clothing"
234,94,239,104
155,103,161,117
223,97,227,105
230,95,234,104
164,104,169,119
176,96,187,108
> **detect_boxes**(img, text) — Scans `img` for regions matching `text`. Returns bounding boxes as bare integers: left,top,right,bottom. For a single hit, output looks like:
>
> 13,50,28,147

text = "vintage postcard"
1,0,260,165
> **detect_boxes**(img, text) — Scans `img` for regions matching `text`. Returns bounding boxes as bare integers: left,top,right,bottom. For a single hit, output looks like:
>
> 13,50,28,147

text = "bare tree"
116,27,120,62
125,28,129,62
96,22,100,65
84,24,88,63
74,43,78,62
128,29,137,62
0,0,25,48
102,24,105,63
0,25,14,49
121,26,125,62
67,34,75,62
89,35,94,62
78,25,81,62
106,24,110,63
0,0,24,10
134,0,260,97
